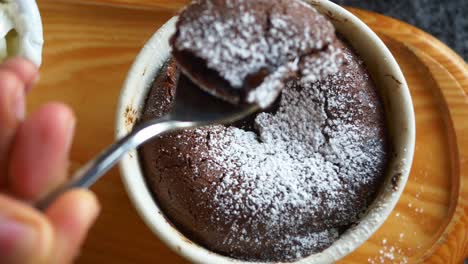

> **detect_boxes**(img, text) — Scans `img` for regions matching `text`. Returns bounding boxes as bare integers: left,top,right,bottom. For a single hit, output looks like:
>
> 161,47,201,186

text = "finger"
46,189,100,263
0,57,39,93
0,58,38,189
0,71,24,189
9,103,76,201
0,194,53,264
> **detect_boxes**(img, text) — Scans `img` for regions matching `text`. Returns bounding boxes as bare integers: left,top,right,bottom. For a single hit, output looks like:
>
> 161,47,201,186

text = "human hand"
0,58,100,264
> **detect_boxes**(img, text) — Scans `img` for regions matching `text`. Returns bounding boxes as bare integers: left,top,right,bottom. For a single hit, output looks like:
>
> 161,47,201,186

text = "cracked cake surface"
138,37,388,261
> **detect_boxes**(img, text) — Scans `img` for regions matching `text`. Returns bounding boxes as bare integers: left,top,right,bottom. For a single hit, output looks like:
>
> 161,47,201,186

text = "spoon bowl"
170,73,259,124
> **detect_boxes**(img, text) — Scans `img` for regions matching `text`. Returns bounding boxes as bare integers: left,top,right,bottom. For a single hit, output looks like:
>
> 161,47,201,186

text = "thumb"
45,189,100,264
0,195,54,264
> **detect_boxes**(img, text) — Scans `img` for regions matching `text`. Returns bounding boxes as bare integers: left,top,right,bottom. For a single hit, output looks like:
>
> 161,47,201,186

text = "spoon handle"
35,117,193,211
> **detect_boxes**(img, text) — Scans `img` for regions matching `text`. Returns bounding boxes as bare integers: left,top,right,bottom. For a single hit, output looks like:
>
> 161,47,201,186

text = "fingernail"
0,216,36,262
14,87,25,121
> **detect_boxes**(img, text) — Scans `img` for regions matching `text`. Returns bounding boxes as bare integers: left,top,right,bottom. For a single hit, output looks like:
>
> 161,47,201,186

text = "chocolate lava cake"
138,0,388,262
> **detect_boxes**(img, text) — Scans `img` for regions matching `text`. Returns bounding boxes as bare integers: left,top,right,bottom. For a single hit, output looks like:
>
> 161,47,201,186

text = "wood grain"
410,48,468,264
348,10,468,263
34,1,467,263
59,0,188,11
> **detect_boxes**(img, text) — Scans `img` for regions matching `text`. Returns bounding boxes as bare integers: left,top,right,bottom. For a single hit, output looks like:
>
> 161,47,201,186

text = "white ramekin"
115,1,416,263
0,0,44,66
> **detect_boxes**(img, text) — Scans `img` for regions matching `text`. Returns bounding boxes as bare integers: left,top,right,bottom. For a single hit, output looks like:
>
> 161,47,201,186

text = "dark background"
332,0,468,61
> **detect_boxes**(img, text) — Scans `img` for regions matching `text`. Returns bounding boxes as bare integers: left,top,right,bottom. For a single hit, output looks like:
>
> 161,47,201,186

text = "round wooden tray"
339,9,468,264
34,2,467,263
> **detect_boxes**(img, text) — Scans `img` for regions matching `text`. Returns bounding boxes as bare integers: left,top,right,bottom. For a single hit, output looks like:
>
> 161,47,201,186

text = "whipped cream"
0,0,43,66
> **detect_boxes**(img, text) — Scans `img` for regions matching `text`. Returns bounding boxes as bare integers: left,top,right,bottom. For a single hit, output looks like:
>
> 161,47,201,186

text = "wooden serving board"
33,1,467,263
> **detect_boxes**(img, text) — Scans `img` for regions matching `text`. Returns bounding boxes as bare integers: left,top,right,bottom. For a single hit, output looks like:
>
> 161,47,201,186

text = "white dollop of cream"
0,0,43,66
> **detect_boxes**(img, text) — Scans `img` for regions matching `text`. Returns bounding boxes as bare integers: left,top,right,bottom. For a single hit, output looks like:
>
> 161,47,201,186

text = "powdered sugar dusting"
246,62,297,108
186,45,387,260
301,43,345,83
173,0,338,107
367,241,409,264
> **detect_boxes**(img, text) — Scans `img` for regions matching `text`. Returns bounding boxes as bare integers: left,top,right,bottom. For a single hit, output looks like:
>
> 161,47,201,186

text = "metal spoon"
36,74,258,210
